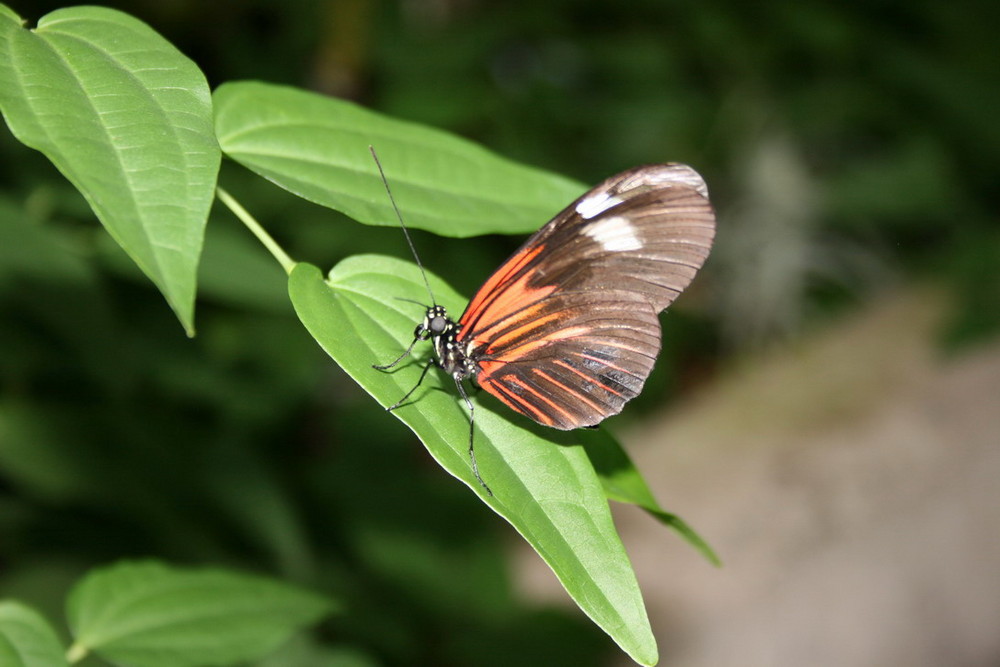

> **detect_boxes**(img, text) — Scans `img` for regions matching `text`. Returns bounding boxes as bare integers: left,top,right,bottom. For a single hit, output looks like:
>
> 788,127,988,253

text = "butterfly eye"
429,316,448,334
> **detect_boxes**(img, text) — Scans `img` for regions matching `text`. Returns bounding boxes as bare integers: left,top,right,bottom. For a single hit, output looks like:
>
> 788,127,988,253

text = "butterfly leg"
372,335,421,370
384,358,437,411
453,376,493,497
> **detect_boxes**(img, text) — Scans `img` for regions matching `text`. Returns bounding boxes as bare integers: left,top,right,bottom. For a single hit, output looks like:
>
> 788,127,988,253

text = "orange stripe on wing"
464,272,556,343
458,244,545,327
476,358,509,381
530,368,604,413
481,376,555,426
482,309,562,352
476,325,591,380
487,373,577,427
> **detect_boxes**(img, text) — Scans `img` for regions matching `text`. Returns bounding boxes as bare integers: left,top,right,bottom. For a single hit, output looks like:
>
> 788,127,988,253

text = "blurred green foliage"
1,0,997,665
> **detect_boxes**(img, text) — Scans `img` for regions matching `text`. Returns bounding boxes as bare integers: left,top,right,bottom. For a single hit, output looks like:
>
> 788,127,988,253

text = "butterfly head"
416,304,452,339
415,305,477,381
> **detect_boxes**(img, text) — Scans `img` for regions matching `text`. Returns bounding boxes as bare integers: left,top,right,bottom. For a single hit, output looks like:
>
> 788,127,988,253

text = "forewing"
458,164,715,429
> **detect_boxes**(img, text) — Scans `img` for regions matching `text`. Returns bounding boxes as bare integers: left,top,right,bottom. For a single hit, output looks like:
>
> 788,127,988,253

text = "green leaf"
288,258,657,665
214,81,584,237
0,601,68,667
583,430,722,567
66,560,335,667
0,6,220,335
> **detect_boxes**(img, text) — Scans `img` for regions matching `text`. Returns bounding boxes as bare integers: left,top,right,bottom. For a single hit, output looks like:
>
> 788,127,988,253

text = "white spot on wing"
575,191,623,219
583,216,642,252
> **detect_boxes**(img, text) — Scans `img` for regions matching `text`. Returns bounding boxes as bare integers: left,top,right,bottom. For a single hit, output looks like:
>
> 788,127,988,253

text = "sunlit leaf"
66,560,334,667
0,6,220,334
289,257,657,665
214,80,584,237
0,602,68,667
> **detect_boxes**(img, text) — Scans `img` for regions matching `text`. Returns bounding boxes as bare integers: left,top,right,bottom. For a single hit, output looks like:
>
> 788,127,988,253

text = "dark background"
1,1,997,665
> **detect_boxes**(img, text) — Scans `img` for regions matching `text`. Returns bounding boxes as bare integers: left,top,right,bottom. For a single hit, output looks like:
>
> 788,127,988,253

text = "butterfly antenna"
394,296,428,308
369,146,437,306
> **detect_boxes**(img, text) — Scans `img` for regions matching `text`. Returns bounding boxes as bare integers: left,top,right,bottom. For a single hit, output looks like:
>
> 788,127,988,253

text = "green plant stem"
66,642,88,663
216,186,296,274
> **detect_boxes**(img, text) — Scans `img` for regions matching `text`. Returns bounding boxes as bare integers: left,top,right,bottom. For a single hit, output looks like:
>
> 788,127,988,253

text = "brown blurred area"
517,287,1000,666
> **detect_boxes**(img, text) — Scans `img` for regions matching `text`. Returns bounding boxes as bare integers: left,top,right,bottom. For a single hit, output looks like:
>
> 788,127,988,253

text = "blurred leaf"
939,226,1000,350
0,560,88,635
0,197,126,393
0,601,67,667
214,81,585,237
447,607,614,667
288,258,657,665
202,443,315,579
0,6,220,335
0,403,101,502
254,635,379,667
197,220,290,312
0,197,92,286
826,137,958,228
66,560,335,667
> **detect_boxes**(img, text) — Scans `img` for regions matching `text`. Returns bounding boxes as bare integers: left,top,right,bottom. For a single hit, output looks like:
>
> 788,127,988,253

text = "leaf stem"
216,186,296,274
66,641,88,663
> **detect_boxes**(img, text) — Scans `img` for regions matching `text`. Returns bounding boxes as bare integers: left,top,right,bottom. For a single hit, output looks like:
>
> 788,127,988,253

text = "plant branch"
216,186,296,274
66,641,88,663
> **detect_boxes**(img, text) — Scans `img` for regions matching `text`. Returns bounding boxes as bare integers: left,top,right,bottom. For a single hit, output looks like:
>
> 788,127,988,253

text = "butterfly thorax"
421,305,478,381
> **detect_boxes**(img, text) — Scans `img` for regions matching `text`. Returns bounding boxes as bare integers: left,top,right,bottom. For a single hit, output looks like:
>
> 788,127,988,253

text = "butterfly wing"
456,163,715,430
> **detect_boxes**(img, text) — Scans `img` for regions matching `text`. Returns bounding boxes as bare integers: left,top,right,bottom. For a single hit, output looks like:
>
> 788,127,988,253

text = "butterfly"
373,153,716,495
